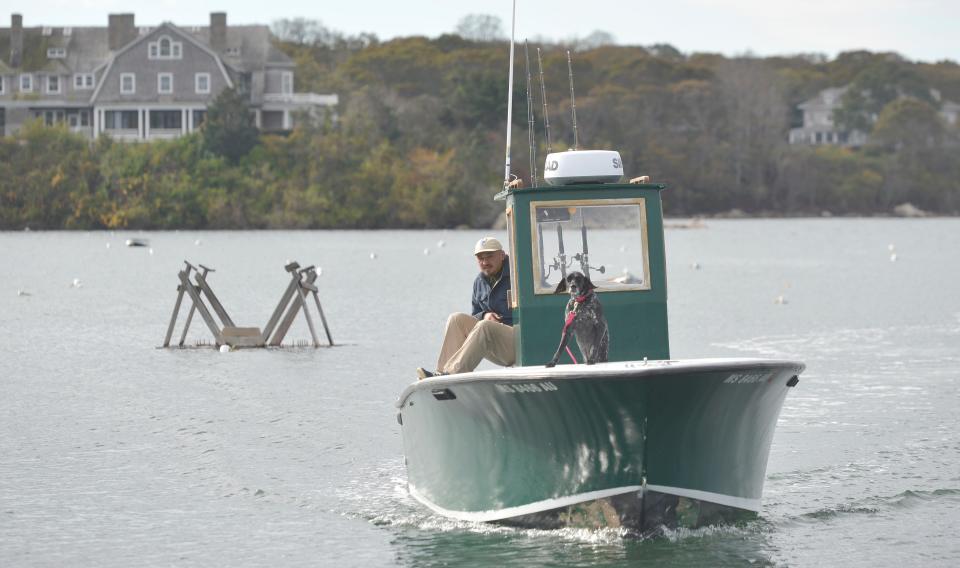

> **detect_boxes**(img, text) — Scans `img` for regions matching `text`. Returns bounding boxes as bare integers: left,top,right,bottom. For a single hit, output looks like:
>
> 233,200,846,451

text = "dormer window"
148,35,183,60
226,47,241,56
64,27,72,36
42,27,53,36
47,47,66,59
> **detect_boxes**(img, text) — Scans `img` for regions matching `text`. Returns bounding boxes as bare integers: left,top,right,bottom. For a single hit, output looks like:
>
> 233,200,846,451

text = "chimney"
108,13,136,51
210,12,226,52
10,14,23,68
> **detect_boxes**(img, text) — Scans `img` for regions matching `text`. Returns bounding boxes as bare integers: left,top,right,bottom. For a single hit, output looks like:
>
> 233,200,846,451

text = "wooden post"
178,270,223,344
163,284,186,347
261,263,301,343
194,265,235,328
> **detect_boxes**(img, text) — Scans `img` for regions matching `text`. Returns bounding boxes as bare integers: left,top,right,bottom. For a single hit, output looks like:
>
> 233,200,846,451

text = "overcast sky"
9,0,960,63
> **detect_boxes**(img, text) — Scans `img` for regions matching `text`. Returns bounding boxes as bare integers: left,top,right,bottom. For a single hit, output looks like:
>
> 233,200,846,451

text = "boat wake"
337,460,641,544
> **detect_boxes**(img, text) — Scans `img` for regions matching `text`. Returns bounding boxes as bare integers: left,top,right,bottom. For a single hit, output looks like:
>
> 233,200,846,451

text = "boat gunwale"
396,357,804,408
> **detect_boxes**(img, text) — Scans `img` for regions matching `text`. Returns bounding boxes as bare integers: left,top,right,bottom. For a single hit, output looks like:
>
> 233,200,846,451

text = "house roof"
798,86,849,111
0,20,294,75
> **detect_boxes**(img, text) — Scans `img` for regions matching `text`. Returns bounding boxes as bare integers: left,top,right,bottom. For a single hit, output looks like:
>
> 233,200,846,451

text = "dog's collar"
573,293,591,303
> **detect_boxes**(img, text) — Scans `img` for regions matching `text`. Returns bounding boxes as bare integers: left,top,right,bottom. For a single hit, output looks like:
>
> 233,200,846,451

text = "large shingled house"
0,12,337,140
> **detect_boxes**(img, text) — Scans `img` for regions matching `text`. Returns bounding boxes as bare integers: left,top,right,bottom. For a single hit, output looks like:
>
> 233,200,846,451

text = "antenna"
503,0,517,187
567,50,579,150
537,47,552,154
524,41,538,188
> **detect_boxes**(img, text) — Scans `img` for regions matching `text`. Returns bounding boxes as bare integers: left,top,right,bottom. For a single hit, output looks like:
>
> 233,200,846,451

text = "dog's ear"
584,276,597,291
554,279,568,294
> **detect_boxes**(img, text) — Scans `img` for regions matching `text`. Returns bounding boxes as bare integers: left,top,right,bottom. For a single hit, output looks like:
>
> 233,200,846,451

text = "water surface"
2,220,958,566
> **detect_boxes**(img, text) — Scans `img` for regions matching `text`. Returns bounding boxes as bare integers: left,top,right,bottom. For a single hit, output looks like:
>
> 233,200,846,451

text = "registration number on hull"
495,381,558,394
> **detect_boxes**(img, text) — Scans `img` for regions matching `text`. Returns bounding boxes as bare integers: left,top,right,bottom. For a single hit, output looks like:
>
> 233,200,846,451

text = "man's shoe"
416,367,447,380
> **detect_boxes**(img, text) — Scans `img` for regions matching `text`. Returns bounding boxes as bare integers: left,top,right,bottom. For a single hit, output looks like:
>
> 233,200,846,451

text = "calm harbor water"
2,219,958,566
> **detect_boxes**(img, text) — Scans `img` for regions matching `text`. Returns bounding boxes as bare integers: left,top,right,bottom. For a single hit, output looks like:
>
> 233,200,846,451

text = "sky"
8,0,960,63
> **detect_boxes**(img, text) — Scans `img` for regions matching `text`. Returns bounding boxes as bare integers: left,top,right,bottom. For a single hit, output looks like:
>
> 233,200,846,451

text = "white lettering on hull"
495,381,559,394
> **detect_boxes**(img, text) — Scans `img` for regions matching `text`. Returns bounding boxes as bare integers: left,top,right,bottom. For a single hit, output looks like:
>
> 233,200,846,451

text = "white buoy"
888,243,895,252
105,242,111,249
17,288,30,297
195,239,202,246
370,252,378,260
774,295,788,305
437,240,446,248
619,244,626,252
219,345,230,353
71,278,82,288
148,248,154,255
423,248,430,256
890,253,898,262
691,261,701,270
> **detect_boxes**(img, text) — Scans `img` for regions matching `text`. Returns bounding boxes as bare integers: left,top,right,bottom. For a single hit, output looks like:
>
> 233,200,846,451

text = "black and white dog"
546,271,610,367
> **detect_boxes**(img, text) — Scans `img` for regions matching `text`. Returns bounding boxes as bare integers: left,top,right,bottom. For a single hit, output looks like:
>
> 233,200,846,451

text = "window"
226,47,241,56
20,74,32,92
531,198,651,294
148,36,183,60
47,47,66,58
74,74,95,89
281,71,293,95
192,109,207,128
68,111,90,128
64,27,72,36
46,75,60,94
104,110,139,130
149,110,182,130
42,27,52,36
158,73,173,94
195,73,210,94
120,73,135,94
39,110,65,125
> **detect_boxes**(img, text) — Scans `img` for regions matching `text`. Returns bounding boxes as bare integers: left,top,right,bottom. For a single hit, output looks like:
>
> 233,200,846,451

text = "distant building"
790,85,959,147
788,87,868,147
0,12,337,140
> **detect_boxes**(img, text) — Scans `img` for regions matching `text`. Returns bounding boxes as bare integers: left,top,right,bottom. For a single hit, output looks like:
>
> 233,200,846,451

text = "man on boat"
416,237,515,378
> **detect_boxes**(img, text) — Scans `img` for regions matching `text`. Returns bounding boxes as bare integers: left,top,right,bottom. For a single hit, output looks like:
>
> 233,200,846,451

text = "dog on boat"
546,271,609,367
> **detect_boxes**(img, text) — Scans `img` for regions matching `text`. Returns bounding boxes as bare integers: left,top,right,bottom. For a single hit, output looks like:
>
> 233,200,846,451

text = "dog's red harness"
562,294,590,363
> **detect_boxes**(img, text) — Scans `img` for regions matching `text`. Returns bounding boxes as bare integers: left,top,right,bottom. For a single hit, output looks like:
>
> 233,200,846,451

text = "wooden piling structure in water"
162,260,334,349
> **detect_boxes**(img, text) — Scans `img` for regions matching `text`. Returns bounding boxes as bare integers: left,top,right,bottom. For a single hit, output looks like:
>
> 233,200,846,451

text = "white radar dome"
543,150,623,186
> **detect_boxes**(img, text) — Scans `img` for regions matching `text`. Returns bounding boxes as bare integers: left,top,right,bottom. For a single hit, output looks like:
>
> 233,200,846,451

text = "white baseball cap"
474,236,504,255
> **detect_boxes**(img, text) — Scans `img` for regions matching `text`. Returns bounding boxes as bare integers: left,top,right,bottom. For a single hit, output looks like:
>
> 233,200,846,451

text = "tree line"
2,21,959,230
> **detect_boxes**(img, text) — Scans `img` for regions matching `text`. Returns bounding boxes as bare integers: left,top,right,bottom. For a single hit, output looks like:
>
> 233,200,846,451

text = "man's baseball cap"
474,236,504,255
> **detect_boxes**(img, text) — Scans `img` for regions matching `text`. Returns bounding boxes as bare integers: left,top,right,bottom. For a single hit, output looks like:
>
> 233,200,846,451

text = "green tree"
202,87,259,164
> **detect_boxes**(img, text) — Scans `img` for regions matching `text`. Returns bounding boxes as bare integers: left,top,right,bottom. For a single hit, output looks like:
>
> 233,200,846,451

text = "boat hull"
397,358,803,531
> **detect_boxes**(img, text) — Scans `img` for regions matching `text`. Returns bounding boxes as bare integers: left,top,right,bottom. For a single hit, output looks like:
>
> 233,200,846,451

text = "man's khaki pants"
437,313,516,374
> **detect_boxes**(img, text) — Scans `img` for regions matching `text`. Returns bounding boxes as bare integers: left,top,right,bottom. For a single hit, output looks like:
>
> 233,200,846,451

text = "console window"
531,198,650,294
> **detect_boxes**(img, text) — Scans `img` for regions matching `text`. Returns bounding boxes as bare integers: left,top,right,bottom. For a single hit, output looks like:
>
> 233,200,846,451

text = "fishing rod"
524,40,538,188
537,47,552,154
503,0,517,187
567,50,579,150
